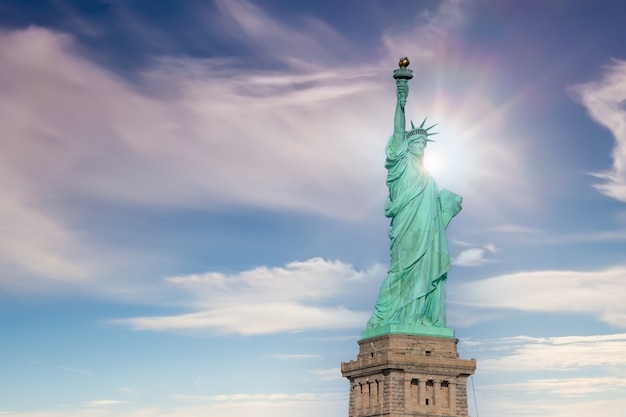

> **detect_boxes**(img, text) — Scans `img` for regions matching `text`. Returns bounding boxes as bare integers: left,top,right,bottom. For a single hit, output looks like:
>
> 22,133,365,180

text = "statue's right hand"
396,81,408,106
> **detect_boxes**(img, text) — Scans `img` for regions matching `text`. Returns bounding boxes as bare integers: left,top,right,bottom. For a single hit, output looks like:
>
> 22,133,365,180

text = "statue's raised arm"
390,57,412,151
392,79,408,150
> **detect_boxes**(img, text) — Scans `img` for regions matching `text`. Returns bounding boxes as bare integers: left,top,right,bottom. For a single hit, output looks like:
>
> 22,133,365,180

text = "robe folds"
366,136,461,329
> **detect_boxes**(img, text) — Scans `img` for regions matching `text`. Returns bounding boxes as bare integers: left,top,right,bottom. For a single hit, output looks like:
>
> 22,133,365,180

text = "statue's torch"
393,57,413,108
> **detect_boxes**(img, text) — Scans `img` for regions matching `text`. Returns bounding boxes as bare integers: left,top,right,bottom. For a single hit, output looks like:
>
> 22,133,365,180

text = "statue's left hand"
440,190,463,218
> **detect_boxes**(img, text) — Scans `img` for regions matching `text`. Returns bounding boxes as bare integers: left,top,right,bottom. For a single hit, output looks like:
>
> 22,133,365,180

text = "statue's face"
407,136,427,156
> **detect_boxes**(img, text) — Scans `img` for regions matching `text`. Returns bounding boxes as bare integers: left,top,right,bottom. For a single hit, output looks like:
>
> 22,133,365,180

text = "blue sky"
1,0,626,416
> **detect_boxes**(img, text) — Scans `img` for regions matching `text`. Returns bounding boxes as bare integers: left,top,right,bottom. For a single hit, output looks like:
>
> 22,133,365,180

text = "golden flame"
398,57,410,68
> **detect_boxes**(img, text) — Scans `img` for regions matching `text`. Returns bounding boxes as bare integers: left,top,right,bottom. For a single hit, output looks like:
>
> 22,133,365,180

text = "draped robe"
366,135,460,329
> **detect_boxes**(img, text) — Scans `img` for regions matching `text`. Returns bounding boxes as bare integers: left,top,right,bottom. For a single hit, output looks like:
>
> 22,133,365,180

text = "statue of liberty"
364,58,462,338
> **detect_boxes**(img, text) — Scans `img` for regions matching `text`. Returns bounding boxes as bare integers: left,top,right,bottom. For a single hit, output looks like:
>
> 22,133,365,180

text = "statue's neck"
410,154,425,170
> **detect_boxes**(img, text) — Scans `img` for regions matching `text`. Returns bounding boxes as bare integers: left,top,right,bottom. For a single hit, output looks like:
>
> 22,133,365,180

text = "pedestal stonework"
341,334,476,417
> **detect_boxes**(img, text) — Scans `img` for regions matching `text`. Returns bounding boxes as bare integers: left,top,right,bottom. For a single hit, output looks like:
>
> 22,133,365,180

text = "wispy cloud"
213,0,351,67
479,225,626,245
117,302,368,335
119,387,139,396
475,396,626,417
307,335,360,342
210,392,344,403
0,399,347,417
452,266,626,327
268,354,321,360
59,366,93,376
486,376,626,397
544,228,626,244
469,333,626,372
85,400,129,406
452,244,495,267
115,258,382,335
0,0,525,292
486,224,541,234
163,258,383,305
213,392,347,408
0,170,93,286
307,368,342,381
172,391,347,416
459,334,626,416
172,395,212,401
446,307,504,328
571,59,626,202
380,0,465,64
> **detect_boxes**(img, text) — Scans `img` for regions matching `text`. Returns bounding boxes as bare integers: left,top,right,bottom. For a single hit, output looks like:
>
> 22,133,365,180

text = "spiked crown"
406,117,438,142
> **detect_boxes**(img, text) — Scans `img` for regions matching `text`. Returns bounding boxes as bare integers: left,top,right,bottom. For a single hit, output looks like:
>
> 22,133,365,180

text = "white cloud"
452,248,491,266
483,243,497,253
119,302,368,335
163,258,383,305
571,59,626,202
452,266,626,327
115,258,382,335
471,333,626,372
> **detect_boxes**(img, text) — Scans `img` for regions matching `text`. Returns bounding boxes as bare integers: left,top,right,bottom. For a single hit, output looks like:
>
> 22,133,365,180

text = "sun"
421,123,475,193
424,151,443,177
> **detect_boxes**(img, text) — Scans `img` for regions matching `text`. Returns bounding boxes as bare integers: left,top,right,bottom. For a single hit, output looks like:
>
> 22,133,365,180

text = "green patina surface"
362,324,455,340
363,59,462,339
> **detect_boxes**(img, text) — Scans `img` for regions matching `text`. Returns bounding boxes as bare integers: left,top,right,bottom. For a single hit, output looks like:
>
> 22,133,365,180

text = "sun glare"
424,152,443,176
423,124,475,193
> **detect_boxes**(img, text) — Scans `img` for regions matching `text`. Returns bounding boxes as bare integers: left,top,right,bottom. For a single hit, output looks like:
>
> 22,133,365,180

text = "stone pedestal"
341,334,476,417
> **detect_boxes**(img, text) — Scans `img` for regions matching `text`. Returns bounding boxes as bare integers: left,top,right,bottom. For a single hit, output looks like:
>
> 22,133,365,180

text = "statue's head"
407,135,428,156
406,118,437,156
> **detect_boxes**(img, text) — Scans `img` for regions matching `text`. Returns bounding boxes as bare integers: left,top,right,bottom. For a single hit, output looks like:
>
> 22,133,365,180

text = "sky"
1,0,626,416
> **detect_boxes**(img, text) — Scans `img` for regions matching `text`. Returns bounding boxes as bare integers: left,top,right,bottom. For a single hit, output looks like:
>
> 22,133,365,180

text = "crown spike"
426,123,438,131
410,120,415,129
419,117,427,129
